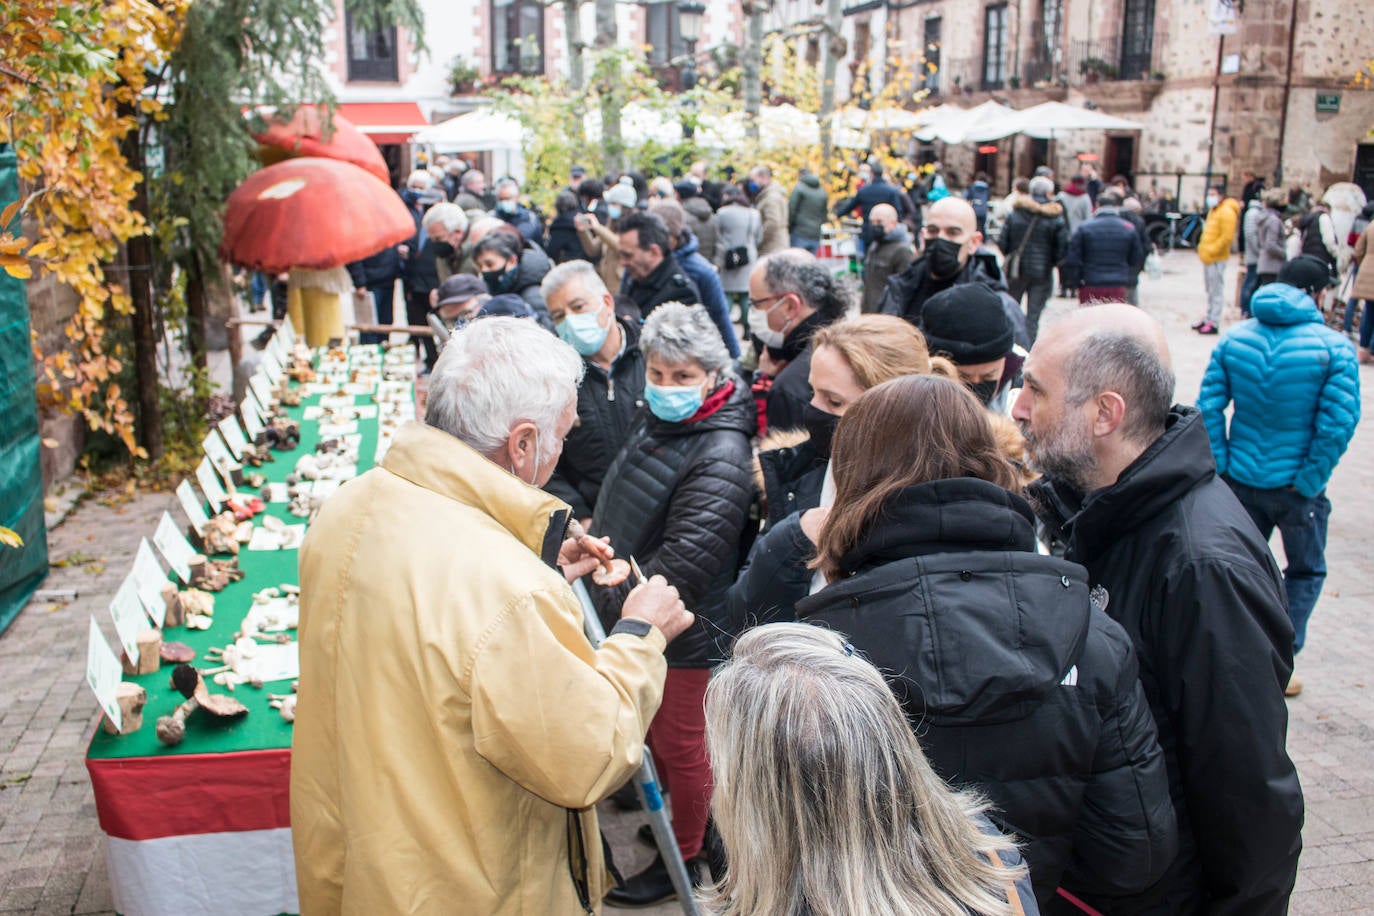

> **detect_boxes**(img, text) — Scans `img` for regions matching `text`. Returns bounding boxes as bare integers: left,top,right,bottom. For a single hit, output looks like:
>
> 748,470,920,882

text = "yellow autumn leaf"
2,258,32,279
0,526,22,549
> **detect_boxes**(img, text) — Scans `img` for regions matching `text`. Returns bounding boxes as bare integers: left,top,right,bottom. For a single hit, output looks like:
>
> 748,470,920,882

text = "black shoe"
605,854,696,908
609,781,642,811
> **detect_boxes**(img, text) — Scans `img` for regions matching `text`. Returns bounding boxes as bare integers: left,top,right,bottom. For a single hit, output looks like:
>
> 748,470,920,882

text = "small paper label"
260,351,283,384
249,374,274,409
218,416,251,460
317,421,358,438
195,459,230,512
241,403,264,442
280,315,297,346
175,479,211,535
86,618,123,731
153,511,196,584
132,539,168,627
109,574,146,666
263,482,289,503
202,433,240,479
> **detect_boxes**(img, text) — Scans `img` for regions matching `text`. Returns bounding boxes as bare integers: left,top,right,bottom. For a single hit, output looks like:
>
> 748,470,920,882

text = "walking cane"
572,577,702,916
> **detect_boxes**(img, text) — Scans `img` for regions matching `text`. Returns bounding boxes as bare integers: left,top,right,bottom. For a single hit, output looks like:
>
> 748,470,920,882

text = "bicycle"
1145,211,1204,251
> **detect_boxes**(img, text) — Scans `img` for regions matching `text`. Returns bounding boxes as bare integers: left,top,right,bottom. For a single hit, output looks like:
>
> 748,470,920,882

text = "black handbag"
724,245,750,270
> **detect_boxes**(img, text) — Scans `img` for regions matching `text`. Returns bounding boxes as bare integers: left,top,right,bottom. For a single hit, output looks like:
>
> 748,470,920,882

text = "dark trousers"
360,281,396,345
1240,264,1260,317
1009,276,1054,341
1224,477,1330,655
406,290,438,370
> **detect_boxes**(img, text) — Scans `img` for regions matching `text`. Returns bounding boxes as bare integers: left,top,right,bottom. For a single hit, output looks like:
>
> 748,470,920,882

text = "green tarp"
0,144,48,633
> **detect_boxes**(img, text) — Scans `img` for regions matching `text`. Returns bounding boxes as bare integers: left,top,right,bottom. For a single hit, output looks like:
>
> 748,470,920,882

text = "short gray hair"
541,259,608,303
1029,176,1055,198
759,250,852,321
421,202,468,234
461,169,485,190
406,169,434,190
640,302,732,374
494,176,520,194
424,317,585,463
1063,331,1174,443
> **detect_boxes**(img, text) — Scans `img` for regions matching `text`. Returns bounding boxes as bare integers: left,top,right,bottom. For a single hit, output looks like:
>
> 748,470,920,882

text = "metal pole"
1203,36,1223,196
572,579,701,916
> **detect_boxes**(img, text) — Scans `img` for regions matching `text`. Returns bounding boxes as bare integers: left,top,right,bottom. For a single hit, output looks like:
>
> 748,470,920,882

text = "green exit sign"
1316,93,1341,113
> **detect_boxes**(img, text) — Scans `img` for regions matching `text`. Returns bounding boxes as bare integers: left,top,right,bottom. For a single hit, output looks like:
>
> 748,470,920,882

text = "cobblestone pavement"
4,253,1374,914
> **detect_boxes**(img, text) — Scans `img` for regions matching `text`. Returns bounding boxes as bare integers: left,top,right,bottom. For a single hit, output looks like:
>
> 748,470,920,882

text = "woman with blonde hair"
795,375,1177,909
704,621,1036,916
727,314,958,630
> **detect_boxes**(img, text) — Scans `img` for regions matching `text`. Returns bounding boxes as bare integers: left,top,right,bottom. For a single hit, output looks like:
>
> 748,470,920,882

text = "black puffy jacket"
620,254,701,321
591,379,756,667
795,478,1177,908
1028,407,1303,916
997,194,1069,282
544,319,645,519
762,311,830,434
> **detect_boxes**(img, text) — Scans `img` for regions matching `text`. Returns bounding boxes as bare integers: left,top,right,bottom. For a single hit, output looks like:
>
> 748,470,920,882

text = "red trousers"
646,668,712,860
1078,286,1127,304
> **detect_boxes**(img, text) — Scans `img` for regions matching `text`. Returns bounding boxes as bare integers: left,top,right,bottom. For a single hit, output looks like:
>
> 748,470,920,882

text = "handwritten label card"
260,351,283,385
202,432,240,478
153,511,196,584
280,315,296,347
195,459,230,513
132,539,168,627
86,618,123,732
175,479,210,535
249,374,274,410
218,416,251,461
241,403,264,442
109,574,145,667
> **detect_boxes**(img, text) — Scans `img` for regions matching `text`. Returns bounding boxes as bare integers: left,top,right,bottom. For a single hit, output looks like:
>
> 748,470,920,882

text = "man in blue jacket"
1198,255,1361,695
1062,189,1144,303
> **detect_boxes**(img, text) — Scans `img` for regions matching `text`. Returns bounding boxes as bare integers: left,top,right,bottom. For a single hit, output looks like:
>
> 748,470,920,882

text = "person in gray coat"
675,180,720,264
1255,187,1290,284
715,184,764,321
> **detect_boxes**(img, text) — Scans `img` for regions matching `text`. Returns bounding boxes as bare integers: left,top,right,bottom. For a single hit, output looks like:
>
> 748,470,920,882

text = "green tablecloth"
88,367,393,761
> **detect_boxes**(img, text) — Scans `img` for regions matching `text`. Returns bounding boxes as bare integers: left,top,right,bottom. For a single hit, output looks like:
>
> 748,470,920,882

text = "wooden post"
102,683,148,735
136,628,163,675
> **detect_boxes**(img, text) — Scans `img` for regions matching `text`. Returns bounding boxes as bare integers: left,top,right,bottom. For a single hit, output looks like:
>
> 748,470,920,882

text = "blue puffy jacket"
1198,282,1361,496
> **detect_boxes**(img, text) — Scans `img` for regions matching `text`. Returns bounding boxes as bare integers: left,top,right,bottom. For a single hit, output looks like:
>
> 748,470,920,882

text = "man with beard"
1012,304,1303,916
878,198,1010,328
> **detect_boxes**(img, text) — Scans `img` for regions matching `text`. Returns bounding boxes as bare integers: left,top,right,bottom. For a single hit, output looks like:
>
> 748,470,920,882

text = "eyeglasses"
748,293,787,311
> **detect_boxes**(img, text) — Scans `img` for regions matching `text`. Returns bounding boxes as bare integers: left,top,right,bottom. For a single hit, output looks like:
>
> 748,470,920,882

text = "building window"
1119,0,1155,79
806,36,820,68
645,2,687,66
1041,0,1061,65
983,4,1007,90
492,0,545,75
345,8,398,82
923,17,941,93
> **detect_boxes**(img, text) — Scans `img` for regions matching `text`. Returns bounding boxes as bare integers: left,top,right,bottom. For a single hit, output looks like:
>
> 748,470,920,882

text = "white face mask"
748,303,786,350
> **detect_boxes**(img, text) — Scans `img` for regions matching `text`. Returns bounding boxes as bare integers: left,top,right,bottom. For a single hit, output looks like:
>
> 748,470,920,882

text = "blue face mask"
745,180,760,196
557,308,611,356
497,199,518,215
645,379,706,423
607,204,623,221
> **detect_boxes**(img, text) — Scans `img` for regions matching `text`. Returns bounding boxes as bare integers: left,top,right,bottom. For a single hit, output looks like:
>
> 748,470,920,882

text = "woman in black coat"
797,374,1178,910
591,302,755,906
543,189,591,264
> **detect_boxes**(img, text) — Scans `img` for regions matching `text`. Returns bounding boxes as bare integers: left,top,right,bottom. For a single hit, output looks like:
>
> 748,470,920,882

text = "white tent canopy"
914,101,1018,144
962,101,1144,143
413,109,522,152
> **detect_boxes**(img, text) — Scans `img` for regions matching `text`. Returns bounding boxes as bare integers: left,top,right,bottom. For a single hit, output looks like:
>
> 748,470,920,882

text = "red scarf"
685,380,736,423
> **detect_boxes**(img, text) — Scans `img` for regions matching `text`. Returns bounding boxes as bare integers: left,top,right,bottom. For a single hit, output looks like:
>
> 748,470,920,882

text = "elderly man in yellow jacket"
1195,186,1241,334
291,317,693,915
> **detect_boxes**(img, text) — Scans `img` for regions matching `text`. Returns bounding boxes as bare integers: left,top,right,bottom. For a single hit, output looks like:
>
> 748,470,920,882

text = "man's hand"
622,575,693,642
558,534,614,584
757,350,786,377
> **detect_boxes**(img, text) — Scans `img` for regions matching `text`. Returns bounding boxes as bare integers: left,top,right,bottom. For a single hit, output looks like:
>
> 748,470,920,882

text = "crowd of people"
286,152,1368,915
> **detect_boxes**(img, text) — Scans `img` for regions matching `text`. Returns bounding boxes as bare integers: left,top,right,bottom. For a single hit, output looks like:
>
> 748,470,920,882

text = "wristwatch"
610,619,655,638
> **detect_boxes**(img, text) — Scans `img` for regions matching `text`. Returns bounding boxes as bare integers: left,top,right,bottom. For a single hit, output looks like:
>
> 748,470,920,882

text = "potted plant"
448,56,482,95
1079,57,1118,83
1009,75,1022,89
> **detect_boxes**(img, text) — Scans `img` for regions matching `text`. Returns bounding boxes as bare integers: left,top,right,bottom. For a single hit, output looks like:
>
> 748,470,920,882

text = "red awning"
337,103,428,144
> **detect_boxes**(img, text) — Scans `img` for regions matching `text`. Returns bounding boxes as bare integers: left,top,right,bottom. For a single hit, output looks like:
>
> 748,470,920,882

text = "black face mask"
482,265,518,294
968,378,1001,406
926,237,965,280
871,227,887,242
802,403,842,460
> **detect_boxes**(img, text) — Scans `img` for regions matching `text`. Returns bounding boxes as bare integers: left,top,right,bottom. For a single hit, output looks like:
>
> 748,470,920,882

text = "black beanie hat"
921,284,1014,364
1278,255,1330,297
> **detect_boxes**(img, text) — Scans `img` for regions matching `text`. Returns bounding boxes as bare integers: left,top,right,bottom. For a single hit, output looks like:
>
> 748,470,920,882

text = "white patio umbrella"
914,101,1017,144
963,101,1144,143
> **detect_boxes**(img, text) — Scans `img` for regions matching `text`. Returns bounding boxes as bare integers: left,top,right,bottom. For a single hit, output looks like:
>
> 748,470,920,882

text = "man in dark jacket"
539,261,646,523
861,203,914,313
617,210,701,319
650,199,741,357
675,180,720,265
491,177,544,244
833,162,904,248
1014,304,1304,916
1062,190,1145,303
878,197,1009,329
998,175,1069,340
346,245,404,345
747,250,850,432
787,169,829,253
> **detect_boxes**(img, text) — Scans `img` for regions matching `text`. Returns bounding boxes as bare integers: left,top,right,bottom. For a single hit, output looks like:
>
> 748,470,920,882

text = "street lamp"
676,0,706,138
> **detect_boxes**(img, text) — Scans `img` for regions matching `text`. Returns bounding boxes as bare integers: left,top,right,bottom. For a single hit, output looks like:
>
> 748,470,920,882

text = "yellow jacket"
291,421,666,915
1197,198,1240,264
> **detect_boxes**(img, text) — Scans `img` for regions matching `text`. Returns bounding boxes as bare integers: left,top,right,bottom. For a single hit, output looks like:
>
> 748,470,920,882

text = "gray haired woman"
704,623,1038,916
591,302,757,907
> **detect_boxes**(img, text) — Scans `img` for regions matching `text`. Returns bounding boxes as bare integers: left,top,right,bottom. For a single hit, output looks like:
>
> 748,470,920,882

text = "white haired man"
292,318,693,913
